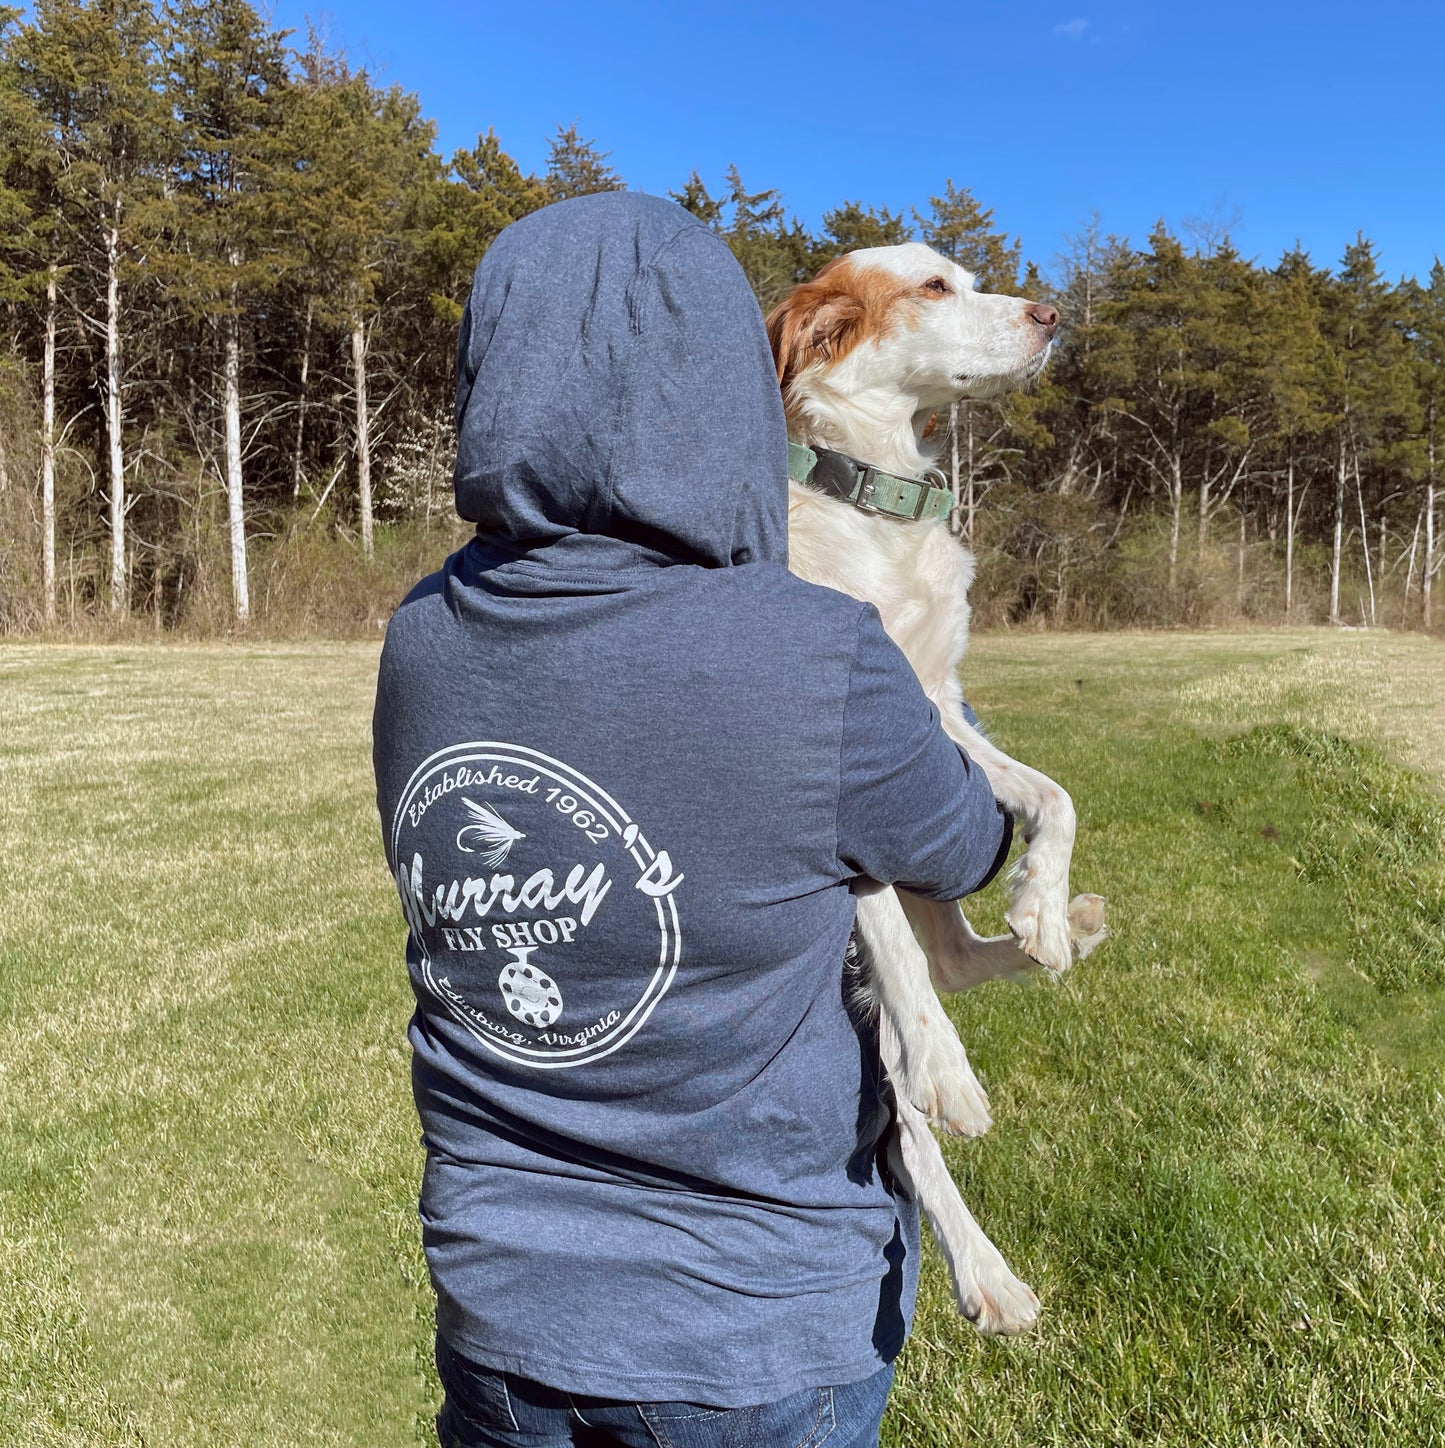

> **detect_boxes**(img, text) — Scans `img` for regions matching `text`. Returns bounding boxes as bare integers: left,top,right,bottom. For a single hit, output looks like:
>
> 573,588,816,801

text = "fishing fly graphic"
390,744,685,1069
454,797,565,1028
456,797,526,867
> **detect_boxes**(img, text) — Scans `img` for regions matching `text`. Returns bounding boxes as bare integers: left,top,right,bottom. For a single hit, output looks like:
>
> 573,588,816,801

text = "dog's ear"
765,271,867,392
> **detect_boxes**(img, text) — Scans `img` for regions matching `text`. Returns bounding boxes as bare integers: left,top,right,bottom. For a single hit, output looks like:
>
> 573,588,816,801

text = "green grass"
2,630,1443,1446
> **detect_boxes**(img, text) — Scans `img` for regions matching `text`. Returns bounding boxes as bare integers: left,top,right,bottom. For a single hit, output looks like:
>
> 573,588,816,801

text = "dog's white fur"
768,242,1106,1333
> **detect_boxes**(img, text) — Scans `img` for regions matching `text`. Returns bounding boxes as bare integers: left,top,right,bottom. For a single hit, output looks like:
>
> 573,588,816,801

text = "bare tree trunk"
105,200,127,616
1377,509,1387,610
425,424,437,532
41,260,57,623
948,400,960,535
351,311,373,559
963,404,975,546
1168,457,1183,594
1425,475,1435,630
1198,473,1210,560
1236,505,1246,606
1330,435,1345,625
223,282,250,625
1426,423,1436,630
1106,476,1134,549
291,296,313,498
1284,456,1295,617
1354,449,1375,627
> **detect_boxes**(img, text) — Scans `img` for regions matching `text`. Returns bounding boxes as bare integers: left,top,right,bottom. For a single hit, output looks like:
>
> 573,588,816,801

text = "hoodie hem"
434,1325,901,1410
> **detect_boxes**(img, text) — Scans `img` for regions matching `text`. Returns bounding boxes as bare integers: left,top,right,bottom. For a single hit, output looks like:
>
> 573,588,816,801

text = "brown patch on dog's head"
764,258,913,404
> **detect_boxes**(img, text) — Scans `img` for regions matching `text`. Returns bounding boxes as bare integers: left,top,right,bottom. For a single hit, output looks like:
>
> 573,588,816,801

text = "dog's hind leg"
879,1017,1039,1334
901,892,1039,990
855,888,992,1137
901,892,1108,994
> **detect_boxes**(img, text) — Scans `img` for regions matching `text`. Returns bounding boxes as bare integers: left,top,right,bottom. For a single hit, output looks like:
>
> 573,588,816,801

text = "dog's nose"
1025,302,1059,336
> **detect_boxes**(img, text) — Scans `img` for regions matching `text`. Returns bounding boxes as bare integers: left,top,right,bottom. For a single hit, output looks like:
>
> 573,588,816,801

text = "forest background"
1,0,1442,637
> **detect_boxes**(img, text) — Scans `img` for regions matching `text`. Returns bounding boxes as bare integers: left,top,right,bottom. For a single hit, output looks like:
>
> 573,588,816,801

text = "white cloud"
1053,17,1089,38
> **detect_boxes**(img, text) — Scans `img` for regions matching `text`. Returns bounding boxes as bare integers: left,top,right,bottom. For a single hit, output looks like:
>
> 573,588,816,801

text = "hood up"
453,191,788,573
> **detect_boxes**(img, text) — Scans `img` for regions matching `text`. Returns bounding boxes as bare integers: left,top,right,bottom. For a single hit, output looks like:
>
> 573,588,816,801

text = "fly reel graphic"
498,948,563,1028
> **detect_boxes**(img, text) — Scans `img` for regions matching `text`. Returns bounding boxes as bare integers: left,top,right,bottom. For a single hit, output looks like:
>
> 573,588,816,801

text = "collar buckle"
854,466,880,512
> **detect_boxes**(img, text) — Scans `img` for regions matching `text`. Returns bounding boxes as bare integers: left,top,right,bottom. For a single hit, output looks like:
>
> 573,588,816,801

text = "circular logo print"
389,743,684,1069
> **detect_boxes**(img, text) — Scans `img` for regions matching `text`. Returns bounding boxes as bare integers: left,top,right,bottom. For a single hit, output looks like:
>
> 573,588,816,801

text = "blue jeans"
435,1335,894,1448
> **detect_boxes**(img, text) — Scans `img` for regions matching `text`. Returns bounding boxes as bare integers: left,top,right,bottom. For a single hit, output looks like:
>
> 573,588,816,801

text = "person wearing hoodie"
372,192,1012,1448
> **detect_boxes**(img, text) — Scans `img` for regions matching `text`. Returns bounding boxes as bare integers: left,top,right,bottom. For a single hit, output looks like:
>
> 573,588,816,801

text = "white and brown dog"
767,243,1106,1332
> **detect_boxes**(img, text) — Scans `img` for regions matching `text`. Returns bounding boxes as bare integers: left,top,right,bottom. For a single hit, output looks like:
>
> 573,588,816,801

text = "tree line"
0,0,1440,634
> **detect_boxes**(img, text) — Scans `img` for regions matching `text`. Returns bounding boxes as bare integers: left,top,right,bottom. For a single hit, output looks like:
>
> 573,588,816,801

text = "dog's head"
765,242,1058,419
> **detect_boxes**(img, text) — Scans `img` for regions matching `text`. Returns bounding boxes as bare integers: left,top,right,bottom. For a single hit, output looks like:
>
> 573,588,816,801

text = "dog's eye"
922,276,952,296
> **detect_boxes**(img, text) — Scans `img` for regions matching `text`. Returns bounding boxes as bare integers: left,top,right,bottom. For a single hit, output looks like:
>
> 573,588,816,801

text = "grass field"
2,629,1443,1447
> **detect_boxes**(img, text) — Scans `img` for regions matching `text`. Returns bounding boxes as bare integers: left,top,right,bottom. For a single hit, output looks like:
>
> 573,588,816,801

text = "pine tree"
9,0,166,616
1054,212,1130,333
279,34,344,500
1085,225,1269,593
1191,240,1276,562
1009,217,1133,512
4,5,79,623
671,168,817,307
0,6,36,593
715,166,812,309
914,179,1020,293
160,0,293,625
543,123,622,201
814,200,911,262
1407,260,1445,627
1321,236,1418,624
1264,248,1332,615
670,170,723,228
0,8,32,309
431,128,549,317
281,58,440,556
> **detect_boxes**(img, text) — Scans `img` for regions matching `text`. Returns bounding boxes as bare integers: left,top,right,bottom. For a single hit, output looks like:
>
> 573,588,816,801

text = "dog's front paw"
897,1020,992,1138
1068,893,1108,958
1005,892,1073,976
957,1250,1040,1335
1004,850,1075,974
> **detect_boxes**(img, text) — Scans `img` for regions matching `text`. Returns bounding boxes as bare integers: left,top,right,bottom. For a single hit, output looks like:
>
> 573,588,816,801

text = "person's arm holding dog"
837,606,1012,902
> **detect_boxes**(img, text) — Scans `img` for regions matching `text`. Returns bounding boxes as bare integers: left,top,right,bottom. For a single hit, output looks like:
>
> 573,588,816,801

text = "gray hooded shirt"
372,192,1011,1406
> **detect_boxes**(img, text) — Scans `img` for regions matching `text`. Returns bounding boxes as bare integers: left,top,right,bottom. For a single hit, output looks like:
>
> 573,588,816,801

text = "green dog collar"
787,441,953,525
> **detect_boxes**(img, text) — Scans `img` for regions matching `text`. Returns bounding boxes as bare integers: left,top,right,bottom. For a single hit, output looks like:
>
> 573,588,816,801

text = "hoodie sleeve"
835,608,1012,900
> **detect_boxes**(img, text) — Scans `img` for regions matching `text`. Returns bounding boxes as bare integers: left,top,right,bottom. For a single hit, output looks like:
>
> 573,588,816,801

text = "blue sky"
268,0,1445,284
